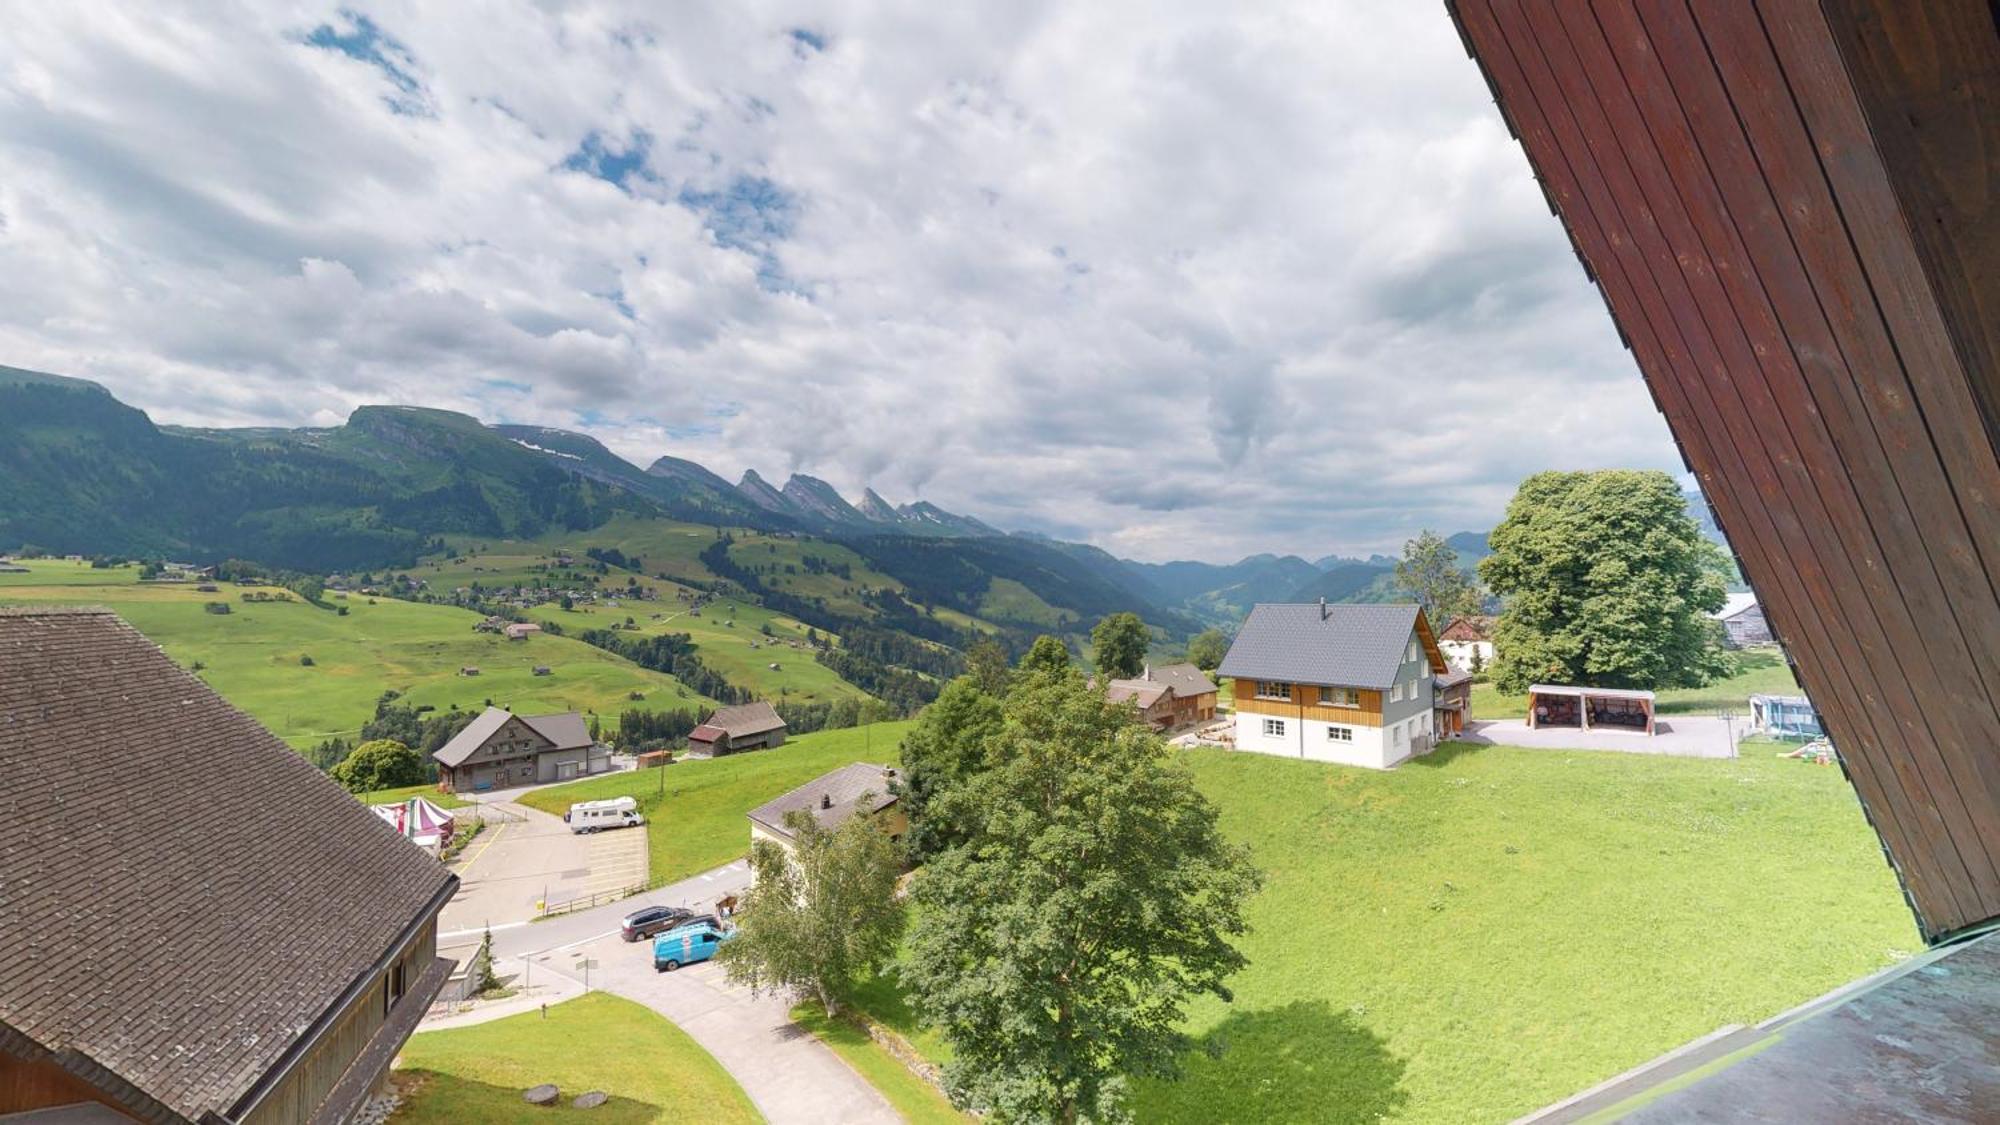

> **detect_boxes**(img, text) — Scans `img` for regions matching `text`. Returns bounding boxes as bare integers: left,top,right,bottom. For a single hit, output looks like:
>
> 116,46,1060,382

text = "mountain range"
0,364,1504,635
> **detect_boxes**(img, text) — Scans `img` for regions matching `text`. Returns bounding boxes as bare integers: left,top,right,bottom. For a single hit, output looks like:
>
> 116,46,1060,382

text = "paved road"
437,801,592,942
476,859,896,1125
1459,716,1744,759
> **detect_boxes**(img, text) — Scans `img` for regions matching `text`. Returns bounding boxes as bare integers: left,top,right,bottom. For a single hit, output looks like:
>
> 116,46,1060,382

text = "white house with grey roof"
1218,602,1450,769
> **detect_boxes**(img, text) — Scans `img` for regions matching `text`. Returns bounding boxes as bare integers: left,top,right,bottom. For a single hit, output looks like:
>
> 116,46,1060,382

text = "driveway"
1458,716,1745,759
478,859,898,1125
438,801,593,942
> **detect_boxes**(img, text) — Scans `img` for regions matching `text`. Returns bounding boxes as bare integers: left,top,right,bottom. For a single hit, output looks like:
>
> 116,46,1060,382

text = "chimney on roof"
1319,596,1328,620
820,793,832,810
1143,662,1152,681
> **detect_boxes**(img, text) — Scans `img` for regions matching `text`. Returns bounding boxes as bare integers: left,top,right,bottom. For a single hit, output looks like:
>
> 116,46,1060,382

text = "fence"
535,882,648,919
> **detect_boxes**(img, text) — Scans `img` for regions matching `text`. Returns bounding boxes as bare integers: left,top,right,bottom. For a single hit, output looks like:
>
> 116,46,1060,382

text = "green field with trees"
0,560,709,746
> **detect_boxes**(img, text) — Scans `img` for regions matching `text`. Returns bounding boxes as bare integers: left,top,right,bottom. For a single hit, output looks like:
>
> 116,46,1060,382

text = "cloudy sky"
0,2,1687,562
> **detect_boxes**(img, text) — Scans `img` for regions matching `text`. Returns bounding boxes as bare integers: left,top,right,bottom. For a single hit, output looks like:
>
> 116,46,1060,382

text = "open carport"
1527,684,1657,736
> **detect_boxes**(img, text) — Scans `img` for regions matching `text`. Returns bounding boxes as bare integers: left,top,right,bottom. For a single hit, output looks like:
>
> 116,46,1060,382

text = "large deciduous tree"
716,807,906,1018
1185,627,1230,672
963,637,1014,697
1393,529,1482,624
903,670,1262,1123
329,738,426,793
895,677,1006,861
1090,611,1150,679
1479,470,1733,694
1017,634,1073,677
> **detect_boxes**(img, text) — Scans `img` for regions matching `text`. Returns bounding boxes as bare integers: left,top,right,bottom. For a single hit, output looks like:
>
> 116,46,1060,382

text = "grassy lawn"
391,991,758,1124
357,783,469,808
1470,647,1800,721
850,742,1914,1124
0,570,712,748
790,1003,969,1125
519,722,913,886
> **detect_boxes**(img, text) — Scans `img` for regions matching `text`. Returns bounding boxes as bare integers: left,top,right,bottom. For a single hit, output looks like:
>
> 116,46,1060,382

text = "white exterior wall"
1438,638,1495,670
1232,711,1402,770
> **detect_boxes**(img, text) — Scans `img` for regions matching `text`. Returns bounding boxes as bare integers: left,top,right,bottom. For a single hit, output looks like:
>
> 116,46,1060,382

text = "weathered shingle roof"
1141,662,1217,700
702,700,786,739
0,607,455,1123
1105,680,1171,708
747,762,898,840
433,706,590,766
1217,603,1421,690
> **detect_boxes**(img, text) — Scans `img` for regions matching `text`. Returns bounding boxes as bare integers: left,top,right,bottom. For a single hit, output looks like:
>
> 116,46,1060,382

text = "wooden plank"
1815,0,2000,450
1678,0,2000,908
1452,0,1962,928
1512,0,1984,917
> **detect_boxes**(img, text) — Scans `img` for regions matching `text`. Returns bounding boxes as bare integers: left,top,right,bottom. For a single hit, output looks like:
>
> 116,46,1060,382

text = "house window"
1327,726,1354,743
1262,718,1286,738
1389,683,1404,703
1256,682,1291,701
1321,686,1358,707
1408,641,1419,663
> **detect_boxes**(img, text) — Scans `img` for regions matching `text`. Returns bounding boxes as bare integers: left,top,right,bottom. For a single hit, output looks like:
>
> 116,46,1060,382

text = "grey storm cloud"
0,1,1689,562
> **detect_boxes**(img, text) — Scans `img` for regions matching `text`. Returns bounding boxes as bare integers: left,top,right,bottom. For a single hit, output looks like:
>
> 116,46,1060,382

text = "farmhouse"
0,607,456,1125
1437,615,1496,670
686,700,788,757
1712,593,1771,648
1102,662,1219,730
747,762,906,858
503,621,543,641
433,706,610,792
1218,602,1448,769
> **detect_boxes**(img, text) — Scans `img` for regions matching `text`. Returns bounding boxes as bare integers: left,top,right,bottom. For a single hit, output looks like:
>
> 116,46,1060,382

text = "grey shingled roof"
747,762,898,841
702,700,786,739
0,607,455,1122
433,706,591,767
1217,603,1421,690
1140,662,1216,700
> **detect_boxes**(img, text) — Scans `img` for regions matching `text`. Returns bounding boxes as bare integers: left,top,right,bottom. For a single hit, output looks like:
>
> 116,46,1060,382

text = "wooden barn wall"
1449,0,2000,940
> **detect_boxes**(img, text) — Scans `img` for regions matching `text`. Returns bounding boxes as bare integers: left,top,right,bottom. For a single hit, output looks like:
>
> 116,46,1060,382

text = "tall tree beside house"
1018,633,1073,677
715,807,905,1018
1090,611,1150,679
895,678,1006,861
328,738,427,793
903,669,1262,1124
1479,470,1734,694
1393,529,1483,624
963,637,1013,697
1185,627,1229,672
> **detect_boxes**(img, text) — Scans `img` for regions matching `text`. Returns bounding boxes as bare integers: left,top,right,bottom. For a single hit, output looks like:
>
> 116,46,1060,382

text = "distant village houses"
1436,615,1496,670
1102,662,1218,731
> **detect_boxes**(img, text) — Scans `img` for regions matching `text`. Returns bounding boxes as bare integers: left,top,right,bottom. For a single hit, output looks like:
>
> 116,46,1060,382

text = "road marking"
451,821,509,875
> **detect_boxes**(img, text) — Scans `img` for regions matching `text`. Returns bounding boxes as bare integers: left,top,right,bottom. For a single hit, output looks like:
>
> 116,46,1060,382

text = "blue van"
652,921,733,972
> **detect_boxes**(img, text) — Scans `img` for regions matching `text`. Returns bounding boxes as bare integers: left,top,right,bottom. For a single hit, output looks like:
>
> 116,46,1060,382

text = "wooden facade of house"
1452,0,2000,942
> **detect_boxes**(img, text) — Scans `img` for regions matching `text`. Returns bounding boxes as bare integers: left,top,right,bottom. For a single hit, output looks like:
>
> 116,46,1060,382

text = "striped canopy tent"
1526,684,1657,736
371,797,457,850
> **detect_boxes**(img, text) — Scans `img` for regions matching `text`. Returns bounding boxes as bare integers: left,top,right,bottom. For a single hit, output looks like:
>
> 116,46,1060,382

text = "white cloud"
0,0,1686,561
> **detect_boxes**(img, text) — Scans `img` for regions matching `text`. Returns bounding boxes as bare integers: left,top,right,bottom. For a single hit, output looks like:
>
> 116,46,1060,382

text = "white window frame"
1262,717,1286,738
1389,682,1404,703
1256,681,1291,701
1322,686,1358,708
1408,641,1420,663
1326,725,1354,743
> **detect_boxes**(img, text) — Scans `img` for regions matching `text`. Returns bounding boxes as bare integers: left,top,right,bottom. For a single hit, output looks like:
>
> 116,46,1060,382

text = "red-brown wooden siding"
1450,0,2000,940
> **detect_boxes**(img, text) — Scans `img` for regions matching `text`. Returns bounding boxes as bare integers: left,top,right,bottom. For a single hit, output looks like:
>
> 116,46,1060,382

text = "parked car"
620,904,695,942
653,920,734,972
566,796,643,834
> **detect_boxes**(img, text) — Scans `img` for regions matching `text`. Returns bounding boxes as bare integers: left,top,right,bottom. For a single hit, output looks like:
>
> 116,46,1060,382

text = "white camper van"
565,795,644,834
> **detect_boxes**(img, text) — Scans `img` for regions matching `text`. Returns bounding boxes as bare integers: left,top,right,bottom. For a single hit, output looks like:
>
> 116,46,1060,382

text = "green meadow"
392,992,758,1124
0,560,711,747
837,742,1913,1124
